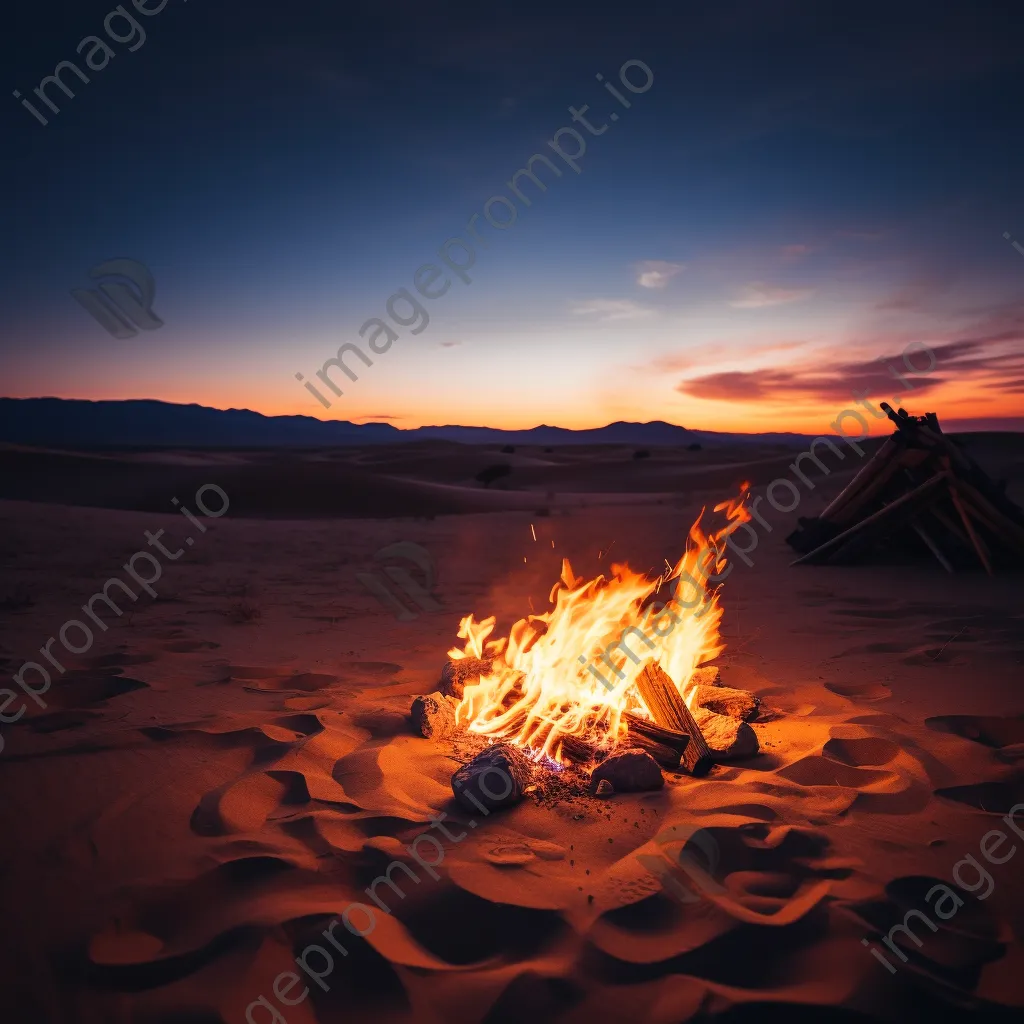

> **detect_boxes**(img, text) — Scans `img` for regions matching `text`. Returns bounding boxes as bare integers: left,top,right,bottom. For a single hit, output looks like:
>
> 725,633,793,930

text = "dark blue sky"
3,0,1023,431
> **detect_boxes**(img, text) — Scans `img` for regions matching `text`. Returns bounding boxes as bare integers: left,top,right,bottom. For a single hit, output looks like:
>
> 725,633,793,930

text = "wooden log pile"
786,405,1024,575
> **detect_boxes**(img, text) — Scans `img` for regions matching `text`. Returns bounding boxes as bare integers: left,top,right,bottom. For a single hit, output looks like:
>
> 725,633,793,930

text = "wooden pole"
950,486,994,576
818,437,899,522
911,519,954,573
634,661,714,776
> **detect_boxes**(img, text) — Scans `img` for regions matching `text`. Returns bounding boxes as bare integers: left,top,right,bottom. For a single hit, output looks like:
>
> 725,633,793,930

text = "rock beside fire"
694,709,759,760
589,747,664,794
452,743,532,812
692,683,760,722
439,657,493,699
411,691,458,740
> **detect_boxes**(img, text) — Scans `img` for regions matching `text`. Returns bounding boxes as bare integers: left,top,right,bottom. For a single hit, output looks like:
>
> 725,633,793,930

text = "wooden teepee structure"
786,405,1024,574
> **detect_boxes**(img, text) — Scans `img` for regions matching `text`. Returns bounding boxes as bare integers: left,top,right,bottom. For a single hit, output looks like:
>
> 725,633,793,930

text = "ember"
445,485,753,766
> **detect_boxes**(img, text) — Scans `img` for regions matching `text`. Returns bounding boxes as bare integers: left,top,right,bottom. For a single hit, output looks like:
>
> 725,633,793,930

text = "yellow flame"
451,484,752,761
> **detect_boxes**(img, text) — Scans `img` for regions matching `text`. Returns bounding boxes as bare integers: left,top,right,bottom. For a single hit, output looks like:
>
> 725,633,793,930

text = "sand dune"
0,438,1022,1022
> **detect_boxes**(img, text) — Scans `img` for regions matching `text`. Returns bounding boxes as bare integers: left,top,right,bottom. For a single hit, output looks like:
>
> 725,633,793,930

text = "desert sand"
1,435,1023,1023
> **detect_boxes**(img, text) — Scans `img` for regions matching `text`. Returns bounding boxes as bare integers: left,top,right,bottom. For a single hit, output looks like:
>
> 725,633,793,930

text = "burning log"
634,661,714,776
622,712,689,769
439,657,493,699
558,734,601,765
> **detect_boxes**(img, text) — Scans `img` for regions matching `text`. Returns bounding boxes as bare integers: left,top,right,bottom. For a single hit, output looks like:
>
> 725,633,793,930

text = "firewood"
558,734,599,765
928,505,973,551
910,519,954,573
627,732,683,769
950,486,994,576
634,661,714,776
954,493,1024,559
623,711,689,769
831,449,929,525
818,437,899,522
956,481,1024,551
790,470,949,566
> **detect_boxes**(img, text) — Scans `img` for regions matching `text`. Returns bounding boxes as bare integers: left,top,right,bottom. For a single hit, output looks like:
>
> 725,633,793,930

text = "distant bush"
226,600,262,624
543,447,553,453
475,463,512,487
633,449,651,460
687,442,703,451
500,445,516,453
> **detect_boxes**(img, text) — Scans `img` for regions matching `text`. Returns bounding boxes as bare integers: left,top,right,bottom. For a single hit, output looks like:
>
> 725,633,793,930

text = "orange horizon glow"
5,376,1021,437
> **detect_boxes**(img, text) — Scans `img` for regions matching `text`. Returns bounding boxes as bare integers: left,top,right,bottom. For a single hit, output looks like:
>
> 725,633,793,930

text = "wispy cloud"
730,282,814,309
635,260,685,289
675,334,1024,404
570,298,656,322
439,340,462,347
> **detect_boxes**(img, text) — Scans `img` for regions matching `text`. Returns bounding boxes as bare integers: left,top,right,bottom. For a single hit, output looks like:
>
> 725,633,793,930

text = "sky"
2,0,1023,435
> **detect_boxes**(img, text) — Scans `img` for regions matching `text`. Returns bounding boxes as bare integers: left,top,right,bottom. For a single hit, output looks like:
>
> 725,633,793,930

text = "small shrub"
227,601,262,624
475,463,512,487
633,449,651,460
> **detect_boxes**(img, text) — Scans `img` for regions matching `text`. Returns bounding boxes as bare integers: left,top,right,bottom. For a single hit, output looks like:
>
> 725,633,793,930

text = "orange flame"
450,484,752,762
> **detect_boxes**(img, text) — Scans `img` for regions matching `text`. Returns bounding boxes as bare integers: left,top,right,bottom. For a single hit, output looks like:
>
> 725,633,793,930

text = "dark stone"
410,691,457,739
452,742,532,812
439,657,493,699
589,747,663,794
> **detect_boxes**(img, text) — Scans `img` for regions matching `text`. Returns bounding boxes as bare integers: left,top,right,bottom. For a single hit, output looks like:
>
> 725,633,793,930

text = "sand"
1,435,1023,1023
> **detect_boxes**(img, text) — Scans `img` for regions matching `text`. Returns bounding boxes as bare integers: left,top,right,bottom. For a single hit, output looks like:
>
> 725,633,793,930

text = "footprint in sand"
823,736,902,767
825,681,892,701
926,714,1024,751
243,672,342,693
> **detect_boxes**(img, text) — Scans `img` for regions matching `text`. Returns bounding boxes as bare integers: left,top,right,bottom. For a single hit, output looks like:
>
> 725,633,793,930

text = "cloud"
354,413,402,421
675,334,1024,404
635,260,685,289
780,244,812,258
569,299,657,322
440,340,462,347
730,282,814,308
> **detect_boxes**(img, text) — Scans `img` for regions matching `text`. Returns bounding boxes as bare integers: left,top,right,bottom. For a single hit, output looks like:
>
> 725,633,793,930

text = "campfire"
411,486,767,805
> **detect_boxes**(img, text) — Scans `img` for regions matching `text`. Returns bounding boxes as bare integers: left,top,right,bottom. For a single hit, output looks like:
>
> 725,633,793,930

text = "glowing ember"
450,485,753,763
